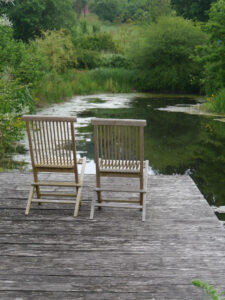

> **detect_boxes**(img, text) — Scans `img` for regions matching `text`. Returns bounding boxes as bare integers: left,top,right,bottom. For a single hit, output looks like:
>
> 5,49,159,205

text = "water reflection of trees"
77,95,225,208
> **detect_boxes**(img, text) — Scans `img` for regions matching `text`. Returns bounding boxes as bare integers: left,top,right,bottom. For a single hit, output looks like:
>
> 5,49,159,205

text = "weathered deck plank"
0,172,225,300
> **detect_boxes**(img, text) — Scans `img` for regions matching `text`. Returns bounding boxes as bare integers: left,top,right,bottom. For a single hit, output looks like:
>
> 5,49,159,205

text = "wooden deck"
0,172,225,299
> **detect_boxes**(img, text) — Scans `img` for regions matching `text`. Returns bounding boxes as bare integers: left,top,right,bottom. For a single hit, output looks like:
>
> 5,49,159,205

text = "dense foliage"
0,79,34,160
197,0,225,95
171,0,216,21
90,0,171,22
0,0,76,41
130,16,207,92
90,0,126,22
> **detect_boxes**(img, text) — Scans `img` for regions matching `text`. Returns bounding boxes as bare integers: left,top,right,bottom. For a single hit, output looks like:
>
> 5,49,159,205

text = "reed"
34,68,136,105
205,89,225,114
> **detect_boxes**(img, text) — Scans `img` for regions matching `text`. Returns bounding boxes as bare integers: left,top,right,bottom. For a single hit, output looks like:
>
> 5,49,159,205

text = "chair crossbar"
32,181,81,187
40,193,77,197
94,203,142,209
95,187,146,193
32,199,76,204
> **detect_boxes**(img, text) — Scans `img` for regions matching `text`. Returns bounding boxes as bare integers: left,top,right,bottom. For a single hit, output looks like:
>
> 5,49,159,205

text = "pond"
9,93,225,222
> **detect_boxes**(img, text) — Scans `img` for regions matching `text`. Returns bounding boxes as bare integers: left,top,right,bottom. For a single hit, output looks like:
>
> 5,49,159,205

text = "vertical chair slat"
114,126,117,168
66,122,72,165
60,121,65,165
49,121,55,164
45,121,52,165
63,121,68,165
111,126,114,168
103,125,107,168
125,126,128,169
107,126,110,168
100,126,103,168
56,121,62,166
52,121,58,165
31,121,38,164
118,126,120,168
35,120,42,164
43,121,47,165
136,126,138,169
38,121,45,164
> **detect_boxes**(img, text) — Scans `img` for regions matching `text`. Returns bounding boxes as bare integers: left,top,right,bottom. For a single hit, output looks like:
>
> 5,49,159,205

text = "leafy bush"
197,0,225,95
0,79,34,158
76,32,117,52
129,16,207,93
192,280,225,300
171,0,216,21
101,54,130,68
205,88,225,113
34,30,77,74
90,0,126,22
76,49,101,69
0,25,25,73
0,0,76,41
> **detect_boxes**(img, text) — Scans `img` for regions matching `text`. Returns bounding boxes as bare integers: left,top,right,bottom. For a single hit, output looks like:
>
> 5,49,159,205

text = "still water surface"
13,93,225,220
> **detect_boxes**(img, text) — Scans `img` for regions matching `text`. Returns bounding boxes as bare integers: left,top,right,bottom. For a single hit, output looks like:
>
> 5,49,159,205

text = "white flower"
0,0,14,4
0,14,12,26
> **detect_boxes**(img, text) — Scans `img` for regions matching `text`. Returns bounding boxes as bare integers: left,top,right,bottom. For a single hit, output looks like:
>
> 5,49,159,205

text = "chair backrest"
91,118,146,172
22,115,78,170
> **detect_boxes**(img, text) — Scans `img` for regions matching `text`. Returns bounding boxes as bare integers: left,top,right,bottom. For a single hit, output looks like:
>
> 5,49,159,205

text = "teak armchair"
22,115,86,217
90,118,149,221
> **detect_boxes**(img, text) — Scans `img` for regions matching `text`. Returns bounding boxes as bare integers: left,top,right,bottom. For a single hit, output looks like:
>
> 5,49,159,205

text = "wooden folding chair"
22,115,86,217
90,118,149,221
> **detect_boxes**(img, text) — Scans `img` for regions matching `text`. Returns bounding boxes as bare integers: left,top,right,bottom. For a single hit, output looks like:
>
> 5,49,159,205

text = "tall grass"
34,68,137,105
205,88,225,114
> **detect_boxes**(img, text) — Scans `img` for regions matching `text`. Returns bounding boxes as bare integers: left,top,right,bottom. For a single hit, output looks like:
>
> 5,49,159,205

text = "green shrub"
76,31,117,51
197,0,225,95
34,30,77,73
0,25,25,73
101,54,130,68
76,49,102,69
205,88,225,113
129,16,207,93
90,0,126,22
0,79,34,158
0,0,77,41
192,280,225,300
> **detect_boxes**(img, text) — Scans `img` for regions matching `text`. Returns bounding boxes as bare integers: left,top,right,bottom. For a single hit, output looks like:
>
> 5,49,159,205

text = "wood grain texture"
0,172,225,299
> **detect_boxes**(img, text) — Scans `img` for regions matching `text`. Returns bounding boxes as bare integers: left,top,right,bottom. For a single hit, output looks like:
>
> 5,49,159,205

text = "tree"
74,0,89,17
90,0,126,22
171,0,216,21
144,0,172,22
197,0,225,94
0,0,76,41
130,16,207,92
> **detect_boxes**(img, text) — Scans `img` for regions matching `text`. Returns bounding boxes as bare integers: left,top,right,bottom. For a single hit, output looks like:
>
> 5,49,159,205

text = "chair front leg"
25,186,34,215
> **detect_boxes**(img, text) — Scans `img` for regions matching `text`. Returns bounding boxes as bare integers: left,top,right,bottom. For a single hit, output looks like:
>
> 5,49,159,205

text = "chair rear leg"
33,171,42,205
74,186,82,217
90,197,96,219
96,173,102,210
25,186,34,215
142,160,149,221
142,196,146,221
74,157,86,217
